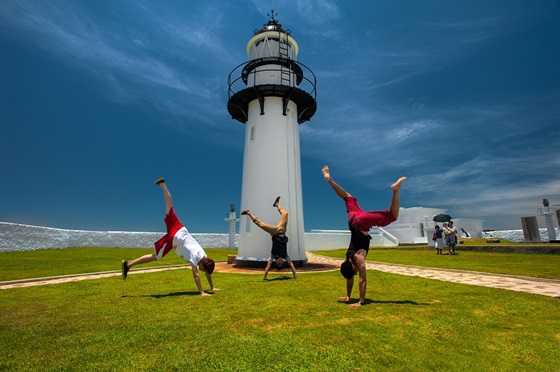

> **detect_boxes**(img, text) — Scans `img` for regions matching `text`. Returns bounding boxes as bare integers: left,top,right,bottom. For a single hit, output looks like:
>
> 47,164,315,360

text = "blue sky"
1,0,559,233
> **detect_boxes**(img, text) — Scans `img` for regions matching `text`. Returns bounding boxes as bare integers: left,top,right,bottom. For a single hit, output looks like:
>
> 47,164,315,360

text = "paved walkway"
307,253,560,298
1,253,559,298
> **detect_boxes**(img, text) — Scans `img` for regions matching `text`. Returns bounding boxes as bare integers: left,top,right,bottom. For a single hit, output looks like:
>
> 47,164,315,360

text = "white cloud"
0,0,232,129
382,120,439,145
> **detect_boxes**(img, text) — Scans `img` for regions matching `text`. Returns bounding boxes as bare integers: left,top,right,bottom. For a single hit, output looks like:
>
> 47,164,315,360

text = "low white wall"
0,222,234,252
305,232,350,251
1,222,399,253
305,230,394,251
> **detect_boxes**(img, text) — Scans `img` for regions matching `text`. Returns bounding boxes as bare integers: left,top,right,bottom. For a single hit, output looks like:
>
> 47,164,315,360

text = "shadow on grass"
338,299,428,306
367,299,427,306
266,276,295,281
121,291,200,299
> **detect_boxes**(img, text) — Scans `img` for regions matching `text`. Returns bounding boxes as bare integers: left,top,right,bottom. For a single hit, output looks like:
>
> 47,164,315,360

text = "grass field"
319,248,560,280
0,248,231,282
2,247,560,281
1,248,560,371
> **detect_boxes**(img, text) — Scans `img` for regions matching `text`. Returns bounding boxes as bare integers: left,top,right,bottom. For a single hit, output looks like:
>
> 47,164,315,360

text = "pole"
224,204,239,250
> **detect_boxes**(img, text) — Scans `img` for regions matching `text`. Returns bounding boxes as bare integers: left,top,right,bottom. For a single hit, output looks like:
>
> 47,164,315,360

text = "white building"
384,207,484,245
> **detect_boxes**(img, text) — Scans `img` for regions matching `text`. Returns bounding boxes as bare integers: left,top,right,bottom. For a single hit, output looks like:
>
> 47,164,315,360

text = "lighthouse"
227,11,317,266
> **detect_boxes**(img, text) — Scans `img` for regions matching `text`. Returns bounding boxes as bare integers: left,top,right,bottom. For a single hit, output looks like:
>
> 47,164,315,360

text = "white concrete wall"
305,230,396,251
0,222,396,253
0,222,234,253
394,207,447,224
305,232,350,251
384,223,425,244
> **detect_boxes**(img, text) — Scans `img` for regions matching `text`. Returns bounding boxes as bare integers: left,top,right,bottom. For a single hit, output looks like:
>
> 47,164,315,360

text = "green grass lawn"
3,246,560,282
0,248,234,282
315,248,560,280
1,248,560,371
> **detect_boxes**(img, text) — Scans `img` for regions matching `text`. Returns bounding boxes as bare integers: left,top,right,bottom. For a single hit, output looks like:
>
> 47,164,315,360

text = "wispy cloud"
249,0,340,24
382,119,439,145
248,0,341,39
409,152,560,220
0,0,235,132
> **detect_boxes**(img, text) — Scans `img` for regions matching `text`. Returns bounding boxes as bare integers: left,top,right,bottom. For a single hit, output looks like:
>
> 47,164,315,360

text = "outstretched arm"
339,277,354,302
191,264,211,296
286,256,297,279
349,256,367,307
205,271,220,291
263,258,273,280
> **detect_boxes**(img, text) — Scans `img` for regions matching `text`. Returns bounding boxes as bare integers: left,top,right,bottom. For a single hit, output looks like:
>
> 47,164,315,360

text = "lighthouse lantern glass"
246,32,299,60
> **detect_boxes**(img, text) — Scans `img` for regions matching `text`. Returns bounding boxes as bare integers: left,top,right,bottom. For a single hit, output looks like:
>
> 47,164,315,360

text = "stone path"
307,253,560,298
1,253,559,298
0,265,188,290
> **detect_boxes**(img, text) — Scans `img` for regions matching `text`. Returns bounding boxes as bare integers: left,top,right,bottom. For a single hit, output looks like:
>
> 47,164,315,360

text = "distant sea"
482,228,559,242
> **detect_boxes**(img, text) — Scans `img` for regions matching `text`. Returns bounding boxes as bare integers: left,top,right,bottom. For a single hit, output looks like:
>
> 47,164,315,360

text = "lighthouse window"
249,125,256,142
245,218,251,234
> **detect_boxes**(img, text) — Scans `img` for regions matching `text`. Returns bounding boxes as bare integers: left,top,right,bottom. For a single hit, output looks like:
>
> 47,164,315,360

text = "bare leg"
389,177,406,219
156,180,173,215
126,253,157,268
242,210,278,235
122,178,169,279
275,203,288,235
322,166,351,198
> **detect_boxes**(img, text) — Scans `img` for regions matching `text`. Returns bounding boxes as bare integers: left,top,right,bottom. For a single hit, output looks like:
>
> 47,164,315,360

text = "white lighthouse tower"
227,11,317,266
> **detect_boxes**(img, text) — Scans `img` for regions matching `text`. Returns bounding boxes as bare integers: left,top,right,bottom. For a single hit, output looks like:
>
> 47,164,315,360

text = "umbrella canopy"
433,214,452,222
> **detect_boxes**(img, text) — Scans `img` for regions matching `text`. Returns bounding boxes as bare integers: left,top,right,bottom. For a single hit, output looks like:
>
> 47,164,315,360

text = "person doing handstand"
322,166,406,307
242,196,297,280
121,178,219,296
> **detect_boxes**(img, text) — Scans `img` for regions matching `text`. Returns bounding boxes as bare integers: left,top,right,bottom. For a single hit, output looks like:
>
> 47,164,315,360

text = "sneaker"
154,178,165,185
122,260,130,279
273,196,281,207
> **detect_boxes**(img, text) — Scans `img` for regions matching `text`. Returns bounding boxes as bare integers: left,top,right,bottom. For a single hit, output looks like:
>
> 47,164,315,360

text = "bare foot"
391,177,407,191
322,166,331,182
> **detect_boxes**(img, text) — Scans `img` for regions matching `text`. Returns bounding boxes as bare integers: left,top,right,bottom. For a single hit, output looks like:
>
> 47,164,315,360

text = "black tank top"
348,222,371,254
271,235,289,258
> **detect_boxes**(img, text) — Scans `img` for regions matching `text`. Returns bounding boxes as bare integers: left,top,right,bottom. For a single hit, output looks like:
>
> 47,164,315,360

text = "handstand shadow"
266,276,294,281
121,291,200,299
338,299,427,306
368,299,427,306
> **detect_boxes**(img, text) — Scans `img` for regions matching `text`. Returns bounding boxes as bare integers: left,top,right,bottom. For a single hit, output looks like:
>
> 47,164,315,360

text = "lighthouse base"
233,257,309,268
